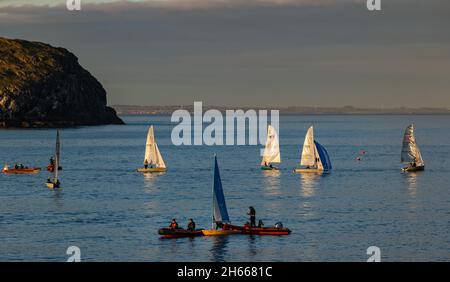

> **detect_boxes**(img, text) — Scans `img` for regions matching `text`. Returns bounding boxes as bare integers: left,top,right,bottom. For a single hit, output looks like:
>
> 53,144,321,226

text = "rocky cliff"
0,37,124,128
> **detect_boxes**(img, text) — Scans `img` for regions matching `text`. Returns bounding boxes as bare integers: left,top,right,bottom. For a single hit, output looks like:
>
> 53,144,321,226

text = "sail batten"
401,124,424,165
213,156,230,225
261,125,281,165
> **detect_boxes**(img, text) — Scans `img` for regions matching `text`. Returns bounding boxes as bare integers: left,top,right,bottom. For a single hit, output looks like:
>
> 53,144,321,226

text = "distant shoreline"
112,105,450,116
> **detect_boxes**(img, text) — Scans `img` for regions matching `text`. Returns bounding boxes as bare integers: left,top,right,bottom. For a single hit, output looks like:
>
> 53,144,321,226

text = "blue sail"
314,141,332,171
213,156,230,224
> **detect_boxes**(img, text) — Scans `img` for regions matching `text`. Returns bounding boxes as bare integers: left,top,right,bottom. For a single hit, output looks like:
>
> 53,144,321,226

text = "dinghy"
294,126,332,173
2,165,40,174
401,124,425,172
158,228,204,238
46,130,61,189
202,156,240,236
223,223,291,236
137,125,167,173
260,125,281,170
47,130,62,172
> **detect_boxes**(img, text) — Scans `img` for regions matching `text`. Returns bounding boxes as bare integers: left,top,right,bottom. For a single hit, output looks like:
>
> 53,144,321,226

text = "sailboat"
260,125,281,170
137,125,167,173
46,130,61,189
401,124,425,172
202,156,240,236
294,126,332,173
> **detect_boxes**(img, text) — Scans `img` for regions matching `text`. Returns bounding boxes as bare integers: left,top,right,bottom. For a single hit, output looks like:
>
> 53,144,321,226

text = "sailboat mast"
54,130,60,182
212,155,216,230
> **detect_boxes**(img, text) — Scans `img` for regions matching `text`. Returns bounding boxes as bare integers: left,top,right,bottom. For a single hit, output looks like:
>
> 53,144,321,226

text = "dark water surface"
1,115,449,261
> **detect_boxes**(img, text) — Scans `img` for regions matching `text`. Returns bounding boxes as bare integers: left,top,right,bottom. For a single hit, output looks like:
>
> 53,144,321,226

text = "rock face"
0,37,124,128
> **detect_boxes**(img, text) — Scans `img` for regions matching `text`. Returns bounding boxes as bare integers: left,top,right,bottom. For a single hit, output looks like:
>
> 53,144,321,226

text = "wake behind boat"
294,126,332,173
137,125,167,173
260,125,281,170
401,124,425,172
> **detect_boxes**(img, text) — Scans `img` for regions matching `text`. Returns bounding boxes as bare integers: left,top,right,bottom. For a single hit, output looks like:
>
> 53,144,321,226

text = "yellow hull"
46,183,60,189
201,229,241,236
294,168,323,173
137,167,167,173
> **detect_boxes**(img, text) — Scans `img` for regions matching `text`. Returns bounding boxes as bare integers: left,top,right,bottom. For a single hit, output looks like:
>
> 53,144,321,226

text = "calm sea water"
0,115,449,262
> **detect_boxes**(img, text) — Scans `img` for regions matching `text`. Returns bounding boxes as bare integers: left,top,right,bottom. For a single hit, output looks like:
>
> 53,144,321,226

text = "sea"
0,115,449,261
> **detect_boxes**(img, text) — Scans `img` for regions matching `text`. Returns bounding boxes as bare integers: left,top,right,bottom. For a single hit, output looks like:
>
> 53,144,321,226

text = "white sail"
401,124,424,165
300,126,317,166
261,125,281,165
154,143,166,168
144,126,166,168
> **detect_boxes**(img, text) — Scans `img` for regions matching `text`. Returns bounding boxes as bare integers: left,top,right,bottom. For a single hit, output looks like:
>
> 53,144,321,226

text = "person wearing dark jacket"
187,219,196,231
247,206,256,228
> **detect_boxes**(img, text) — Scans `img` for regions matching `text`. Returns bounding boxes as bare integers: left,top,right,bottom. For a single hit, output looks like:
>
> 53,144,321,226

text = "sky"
0,0,449,108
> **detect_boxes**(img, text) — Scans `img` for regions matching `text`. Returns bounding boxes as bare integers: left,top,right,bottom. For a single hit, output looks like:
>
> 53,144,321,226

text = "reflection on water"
247,235,258,258
406,172,422,198
210,236,229,262
52,189,64,209
299,173,321,198
262,170,281,196
143,172,165,192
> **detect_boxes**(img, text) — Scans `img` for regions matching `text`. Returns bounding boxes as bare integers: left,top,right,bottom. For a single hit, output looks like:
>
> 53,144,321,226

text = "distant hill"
0,37,124,128
112,105,450,115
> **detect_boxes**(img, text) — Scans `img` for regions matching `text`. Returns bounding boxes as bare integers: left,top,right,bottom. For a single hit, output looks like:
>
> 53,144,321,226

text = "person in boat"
258,220,264,228
47,177,52,183
14,163,18,169
247,206,256,228
264,162,268,167
169,218,179,229
49,156,55,166
144,159,149,169
269,163,273,169
187,219,196,231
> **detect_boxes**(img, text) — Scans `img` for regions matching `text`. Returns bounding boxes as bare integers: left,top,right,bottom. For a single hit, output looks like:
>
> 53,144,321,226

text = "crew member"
247,206,256,228
187,219,196,231
169,218,179,229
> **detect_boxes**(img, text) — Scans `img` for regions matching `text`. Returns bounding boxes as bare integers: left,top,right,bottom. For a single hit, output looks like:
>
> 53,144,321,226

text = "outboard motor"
274,222,283,228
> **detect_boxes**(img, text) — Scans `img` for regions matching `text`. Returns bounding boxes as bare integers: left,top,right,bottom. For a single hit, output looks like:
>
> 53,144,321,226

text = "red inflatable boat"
223,224,291,235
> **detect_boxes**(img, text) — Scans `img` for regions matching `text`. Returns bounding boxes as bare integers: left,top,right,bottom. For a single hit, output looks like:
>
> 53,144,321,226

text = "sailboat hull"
402,165,425,172
260,166,279,171
137,167,167,173
294,168,323,173
201,229,241,236
46,183,60,189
